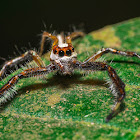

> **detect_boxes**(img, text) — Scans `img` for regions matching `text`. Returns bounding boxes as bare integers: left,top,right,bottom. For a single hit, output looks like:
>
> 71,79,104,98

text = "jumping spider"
0,31,140,122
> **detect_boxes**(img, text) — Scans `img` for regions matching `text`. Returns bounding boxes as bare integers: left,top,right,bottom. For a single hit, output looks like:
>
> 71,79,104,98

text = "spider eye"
59,50,64,57
72,48,74,52
66,50,71,56
54,50,57,54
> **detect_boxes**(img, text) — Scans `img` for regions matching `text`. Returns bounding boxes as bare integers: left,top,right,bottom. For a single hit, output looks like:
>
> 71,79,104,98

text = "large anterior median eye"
66,50,71,56
59,50,64,57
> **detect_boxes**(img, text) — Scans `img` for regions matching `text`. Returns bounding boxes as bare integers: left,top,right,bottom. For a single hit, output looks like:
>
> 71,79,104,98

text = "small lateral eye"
59,50,64,57
66,50,71,56
72,48,74,52
54,50,57,54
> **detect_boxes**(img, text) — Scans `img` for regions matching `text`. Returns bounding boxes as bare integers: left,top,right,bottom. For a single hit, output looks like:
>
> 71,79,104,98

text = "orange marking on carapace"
53,45,74,56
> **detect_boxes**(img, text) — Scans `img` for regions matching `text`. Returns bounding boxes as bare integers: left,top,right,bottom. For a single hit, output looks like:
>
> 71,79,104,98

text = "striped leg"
39,31,85,56
0,64,56,105
77,61,125,122
84,48,140,63
0,50,45,79
39,31,58,56
66,31,85,44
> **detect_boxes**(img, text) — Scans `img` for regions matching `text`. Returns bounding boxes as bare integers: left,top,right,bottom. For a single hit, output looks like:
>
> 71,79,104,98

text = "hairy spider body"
50,37,77,75
0,31,139,122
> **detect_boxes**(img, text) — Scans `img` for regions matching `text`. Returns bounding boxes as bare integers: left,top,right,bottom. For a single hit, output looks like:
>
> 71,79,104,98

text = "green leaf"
0,18,140,139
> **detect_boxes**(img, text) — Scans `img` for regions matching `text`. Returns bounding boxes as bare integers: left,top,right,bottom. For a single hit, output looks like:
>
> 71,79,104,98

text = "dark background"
0,0,140,64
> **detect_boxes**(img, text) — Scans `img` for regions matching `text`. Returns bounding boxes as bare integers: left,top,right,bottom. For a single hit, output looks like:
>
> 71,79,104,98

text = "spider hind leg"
76,61,125,122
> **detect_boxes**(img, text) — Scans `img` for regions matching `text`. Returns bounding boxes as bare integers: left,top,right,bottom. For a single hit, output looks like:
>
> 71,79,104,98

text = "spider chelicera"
0,31,139,122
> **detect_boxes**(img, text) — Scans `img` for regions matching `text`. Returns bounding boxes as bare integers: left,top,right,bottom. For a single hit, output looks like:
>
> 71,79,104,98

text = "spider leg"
66,31,85,44
84,48,140,63
39,31,85,56
39,31,58,56
0,64,56,105
0,50,45,79
75,61,125,122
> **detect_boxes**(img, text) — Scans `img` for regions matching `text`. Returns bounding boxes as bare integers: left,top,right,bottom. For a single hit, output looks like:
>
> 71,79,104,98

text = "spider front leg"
0,50,45,79
76,61,125,122
40,31,58,56
0,64,56,105
84,48,140,63
66,31,85,44
39,31,85,56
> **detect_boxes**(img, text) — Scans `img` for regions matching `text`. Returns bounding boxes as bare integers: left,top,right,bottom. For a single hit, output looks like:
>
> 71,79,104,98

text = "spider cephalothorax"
0,31,139,122
50,35,77,75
